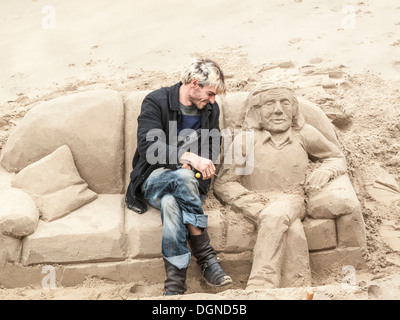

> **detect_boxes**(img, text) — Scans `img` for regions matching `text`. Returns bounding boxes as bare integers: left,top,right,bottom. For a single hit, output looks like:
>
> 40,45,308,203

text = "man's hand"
179,152,215,180
180,163,192,170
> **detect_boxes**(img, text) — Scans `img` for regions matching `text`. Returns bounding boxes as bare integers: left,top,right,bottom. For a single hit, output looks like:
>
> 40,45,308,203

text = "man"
214,83,347,289
125,57,232,295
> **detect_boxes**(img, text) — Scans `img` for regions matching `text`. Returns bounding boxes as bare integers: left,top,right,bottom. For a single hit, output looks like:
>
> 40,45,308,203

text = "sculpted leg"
246,194,307,289
280,218,312,288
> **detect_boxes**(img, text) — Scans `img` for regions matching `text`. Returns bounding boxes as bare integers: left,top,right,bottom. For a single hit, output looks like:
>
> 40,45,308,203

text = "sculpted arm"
301,124,347,191
214,131,267,223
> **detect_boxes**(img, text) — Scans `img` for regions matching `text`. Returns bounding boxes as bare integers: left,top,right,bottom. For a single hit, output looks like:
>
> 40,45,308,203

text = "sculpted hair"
181,57,226,94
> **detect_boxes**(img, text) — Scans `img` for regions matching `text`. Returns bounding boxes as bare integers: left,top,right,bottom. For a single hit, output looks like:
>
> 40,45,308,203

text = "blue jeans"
141,167,207,269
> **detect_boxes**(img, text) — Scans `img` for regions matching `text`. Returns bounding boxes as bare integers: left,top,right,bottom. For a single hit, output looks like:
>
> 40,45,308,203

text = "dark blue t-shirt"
178,102,201,135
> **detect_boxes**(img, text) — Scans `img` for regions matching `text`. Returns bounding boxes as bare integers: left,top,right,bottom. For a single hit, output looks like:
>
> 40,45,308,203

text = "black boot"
188,230,232,287
163,258,188,296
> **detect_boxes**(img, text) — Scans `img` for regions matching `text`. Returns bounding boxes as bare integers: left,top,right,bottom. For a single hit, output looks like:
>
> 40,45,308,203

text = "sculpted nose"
273,101,283,113
209,96,216,104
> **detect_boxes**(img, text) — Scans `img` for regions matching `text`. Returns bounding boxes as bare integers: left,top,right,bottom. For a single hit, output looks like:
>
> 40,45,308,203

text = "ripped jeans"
141,167,207,269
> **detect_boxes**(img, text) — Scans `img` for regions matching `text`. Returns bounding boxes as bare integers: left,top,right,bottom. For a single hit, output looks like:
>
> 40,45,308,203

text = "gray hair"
180,57,226,94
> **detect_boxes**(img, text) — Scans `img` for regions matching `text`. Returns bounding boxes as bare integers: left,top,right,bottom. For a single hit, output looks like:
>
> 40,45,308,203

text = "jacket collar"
169,82,181,111
169,82,213,112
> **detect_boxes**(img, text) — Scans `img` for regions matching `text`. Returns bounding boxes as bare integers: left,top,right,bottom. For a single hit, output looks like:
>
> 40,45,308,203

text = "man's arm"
179,104,222,180
136,94,182,170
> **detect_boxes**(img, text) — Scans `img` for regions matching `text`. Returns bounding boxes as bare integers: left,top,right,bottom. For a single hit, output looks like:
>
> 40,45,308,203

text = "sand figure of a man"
215,83,347,289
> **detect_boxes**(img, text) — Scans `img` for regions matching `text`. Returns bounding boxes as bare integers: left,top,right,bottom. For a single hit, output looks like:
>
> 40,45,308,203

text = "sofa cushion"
0,187,39,237
21,194,126,266
11,145,98,222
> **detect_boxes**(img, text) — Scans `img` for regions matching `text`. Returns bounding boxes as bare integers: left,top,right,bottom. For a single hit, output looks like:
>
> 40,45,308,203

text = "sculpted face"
260,88,294,133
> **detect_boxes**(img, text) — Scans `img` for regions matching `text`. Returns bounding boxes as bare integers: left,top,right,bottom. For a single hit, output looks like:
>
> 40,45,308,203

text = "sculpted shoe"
188,230,232,287
163,258,188,296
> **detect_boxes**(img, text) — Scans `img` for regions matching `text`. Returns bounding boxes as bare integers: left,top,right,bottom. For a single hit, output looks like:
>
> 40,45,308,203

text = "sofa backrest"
0,90,125,194
123,90,151,190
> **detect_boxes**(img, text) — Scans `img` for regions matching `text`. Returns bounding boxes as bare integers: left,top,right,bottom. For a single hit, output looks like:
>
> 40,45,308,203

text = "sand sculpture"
0,85,367,290
215,83,367,289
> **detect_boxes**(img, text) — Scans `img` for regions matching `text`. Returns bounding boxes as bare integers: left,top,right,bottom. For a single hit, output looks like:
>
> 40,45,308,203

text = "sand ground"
1,0,400,300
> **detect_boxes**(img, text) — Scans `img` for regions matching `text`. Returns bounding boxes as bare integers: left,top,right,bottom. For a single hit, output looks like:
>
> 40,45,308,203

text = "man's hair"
180,57,226,94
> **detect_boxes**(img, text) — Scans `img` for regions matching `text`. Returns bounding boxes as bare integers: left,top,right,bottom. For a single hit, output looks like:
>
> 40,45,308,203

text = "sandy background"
1,0,400,300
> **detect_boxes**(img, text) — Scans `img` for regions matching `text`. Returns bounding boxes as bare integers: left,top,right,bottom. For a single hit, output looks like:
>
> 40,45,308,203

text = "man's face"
189,80,217,109
260,89,294,133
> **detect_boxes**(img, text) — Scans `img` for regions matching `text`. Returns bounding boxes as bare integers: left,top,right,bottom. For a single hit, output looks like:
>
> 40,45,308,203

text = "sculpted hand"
305,169,333,190
232,193,268,225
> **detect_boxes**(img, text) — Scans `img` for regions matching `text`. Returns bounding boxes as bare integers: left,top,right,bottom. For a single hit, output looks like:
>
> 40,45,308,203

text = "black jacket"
125,82,222,214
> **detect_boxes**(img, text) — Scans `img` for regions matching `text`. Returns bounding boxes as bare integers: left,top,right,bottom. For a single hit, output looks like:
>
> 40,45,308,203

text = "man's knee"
161,195,187,236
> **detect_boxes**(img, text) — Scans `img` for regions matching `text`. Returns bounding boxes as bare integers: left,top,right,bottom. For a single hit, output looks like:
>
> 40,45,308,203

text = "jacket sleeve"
136,93,182,170
207,103,222,163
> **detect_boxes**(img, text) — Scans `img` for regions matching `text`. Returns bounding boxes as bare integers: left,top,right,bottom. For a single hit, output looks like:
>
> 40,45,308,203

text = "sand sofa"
0,89,367,288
